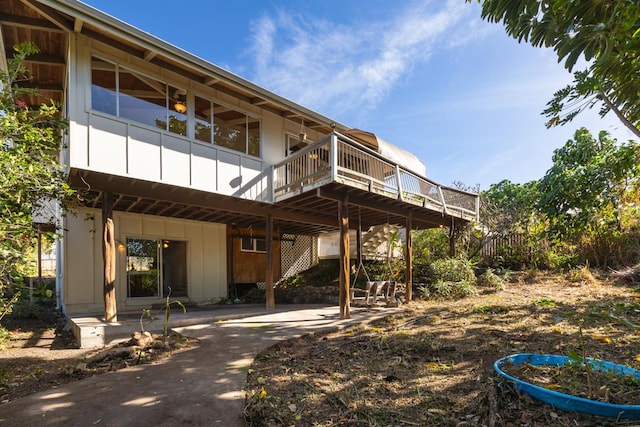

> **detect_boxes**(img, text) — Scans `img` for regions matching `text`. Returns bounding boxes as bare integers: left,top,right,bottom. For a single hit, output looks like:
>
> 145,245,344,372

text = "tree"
473,0,640,138
483,179,540,236
0,43,74,321
538,128,640,266
480,180,542,267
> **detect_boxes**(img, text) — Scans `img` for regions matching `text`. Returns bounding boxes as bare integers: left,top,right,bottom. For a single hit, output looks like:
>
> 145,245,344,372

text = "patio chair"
351,281,377,305
370,280,390,304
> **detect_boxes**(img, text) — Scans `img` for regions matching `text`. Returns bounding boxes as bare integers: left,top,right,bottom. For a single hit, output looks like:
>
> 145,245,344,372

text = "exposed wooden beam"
71,171,339,228
125,197,143,212
156,202,177,216
82,28,143,58
203,77,219,86
21,53,66,65
16,82,63,91
317,187,447,228
21,0,73,31
251,98,270,106
140,200,161,214
0,13,63,31
73,17,83,33
143,50,157,61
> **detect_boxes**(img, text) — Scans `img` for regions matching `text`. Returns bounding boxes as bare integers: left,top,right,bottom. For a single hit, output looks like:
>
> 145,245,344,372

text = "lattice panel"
281,234,318,279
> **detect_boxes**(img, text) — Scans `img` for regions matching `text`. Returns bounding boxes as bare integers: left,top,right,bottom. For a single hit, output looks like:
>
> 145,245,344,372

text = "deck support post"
449,218,456,258
338,197,350,319
265,214,275,309
405,212,413,301
102,192,117,323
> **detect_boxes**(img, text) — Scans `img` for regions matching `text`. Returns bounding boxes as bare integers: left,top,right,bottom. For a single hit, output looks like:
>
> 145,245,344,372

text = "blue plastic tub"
494,353,640,419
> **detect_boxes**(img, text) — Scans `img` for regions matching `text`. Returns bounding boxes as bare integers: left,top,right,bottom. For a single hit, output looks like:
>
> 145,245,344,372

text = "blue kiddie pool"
494,353,640,419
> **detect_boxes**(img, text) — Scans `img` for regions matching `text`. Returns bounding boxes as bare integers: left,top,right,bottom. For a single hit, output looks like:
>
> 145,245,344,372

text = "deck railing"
273,132,479,222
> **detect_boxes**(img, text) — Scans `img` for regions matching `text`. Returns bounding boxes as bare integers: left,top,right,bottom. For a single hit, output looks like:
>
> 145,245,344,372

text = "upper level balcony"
273,132,479,223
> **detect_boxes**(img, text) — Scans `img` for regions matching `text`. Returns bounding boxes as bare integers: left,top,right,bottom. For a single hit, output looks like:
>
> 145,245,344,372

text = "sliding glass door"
126,238,187,298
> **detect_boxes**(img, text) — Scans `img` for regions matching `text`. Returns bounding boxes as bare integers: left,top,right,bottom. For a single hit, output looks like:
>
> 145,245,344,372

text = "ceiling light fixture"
174,89,187,114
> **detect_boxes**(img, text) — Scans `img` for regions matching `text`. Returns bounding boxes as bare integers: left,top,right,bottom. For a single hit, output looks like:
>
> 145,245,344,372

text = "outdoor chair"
351,281,376,305
370,280,389,304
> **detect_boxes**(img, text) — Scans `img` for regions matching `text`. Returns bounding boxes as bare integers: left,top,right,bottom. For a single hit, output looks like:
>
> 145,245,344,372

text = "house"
1,0,479,321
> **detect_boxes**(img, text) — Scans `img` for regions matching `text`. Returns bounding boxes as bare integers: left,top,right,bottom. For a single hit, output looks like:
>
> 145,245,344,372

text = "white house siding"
65,35,324,204
61,207,227,315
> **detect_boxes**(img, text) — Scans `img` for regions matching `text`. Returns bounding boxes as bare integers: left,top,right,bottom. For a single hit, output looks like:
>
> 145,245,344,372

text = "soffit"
69,169,450,237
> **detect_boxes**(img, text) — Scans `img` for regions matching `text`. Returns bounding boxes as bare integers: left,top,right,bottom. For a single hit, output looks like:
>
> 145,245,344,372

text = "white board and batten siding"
66,34,275,202
62,207,227,315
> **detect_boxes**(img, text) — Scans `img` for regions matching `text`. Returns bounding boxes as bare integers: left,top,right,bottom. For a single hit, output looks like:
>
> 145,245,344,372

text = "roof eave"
35,0,348,132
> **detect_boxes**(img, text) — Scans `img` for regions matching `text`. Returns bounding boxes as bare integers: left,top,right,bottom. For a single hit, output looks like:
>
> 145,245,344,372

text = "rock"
151,340,169,350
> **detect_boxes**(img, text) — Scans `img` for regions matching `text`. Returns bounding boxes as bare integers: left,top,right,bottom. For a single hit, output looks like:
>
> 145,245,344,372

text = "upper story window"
91,56,261,156
91,55,187,137
285,133,310,156
194,95,261,157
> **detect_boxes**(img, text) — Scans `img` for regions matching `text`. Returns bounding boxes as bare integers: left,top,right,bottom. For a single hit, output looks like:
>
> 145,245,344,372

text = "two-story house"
1,0,479,321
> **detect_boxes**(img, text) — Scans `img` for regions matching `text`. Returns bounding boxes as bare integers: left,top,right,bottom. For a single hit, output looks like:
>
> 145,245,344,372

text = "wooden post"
265,215,275,309
449,218,456,258
338,198,350,319
405,213,413,301
102,192,117,322
356,219,362,281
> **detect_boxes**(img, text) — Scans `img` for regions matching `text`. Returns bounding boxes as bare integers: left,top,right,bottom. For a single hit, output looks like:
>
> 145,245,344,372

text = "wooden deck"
273,132,479,223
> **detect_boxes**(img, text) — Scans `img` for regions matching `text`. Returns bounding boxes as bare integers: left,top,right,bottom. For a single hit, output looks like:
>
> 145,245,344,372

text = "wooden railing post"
395,165,403,200
269,165,275,203
438,186,448,216
330,132,339,182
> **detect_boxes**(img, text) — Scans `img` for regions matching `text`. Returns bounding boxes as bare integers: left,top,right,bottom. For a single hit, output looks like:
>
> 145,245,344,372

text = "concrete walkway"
0,305,400,426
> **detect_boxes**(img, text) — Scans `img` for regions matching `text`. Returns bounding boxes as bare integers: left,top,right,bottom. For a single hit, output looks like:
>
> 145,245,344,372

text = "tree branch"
599,92,640,139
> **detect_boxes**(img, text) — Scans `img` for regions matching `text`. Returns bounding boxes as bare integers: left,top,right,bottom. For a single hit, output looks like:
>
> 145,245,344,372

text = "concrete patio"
0,304,402,426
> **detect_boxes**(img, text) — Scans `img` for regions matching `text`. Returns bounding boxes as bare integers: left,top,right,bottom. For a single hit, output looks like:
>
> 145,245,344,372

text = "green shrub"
478,268,507,291
428,280,477,299
430,258,476,283
418,258,477,300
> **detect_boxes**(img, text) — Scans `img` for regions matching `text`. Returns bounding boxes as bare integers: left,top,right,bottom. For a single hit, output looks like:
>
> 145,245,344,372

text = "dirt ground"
0,309,197,404
1,271,639,426
243,271,640,426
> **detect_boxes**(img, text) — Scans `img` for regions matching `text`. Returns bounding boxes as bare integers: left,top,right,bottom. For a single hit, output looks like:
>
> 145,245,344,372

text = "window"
126,238,188,298
91,57,117,116
91,56,187,137
286,133,309,156
91,56,262,155
241,237,266,253
194,95,213,143
193,95,261,157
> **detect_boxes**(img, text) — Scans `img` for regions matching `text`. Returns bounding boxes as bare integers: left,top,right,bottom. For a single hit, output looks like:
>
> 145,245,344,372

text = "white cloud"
247,0,476,116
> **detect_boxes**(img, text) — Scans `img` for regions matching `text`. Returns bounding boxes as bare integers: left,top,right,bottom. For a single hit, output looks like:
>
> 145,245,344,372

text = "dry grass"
244,272,640,426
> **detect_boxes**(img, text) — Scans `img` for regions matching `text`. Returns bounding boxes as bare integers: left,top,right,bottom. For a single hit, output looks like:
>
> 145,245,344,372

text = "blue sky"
82,0,635,190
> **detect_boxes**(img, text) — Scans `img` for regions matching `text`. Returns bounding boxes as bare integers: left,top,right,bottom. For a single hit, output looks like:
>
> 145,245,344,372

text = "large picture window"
193,95,261,157
91,55,260,156
91,56,187,137
126,238,188,298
